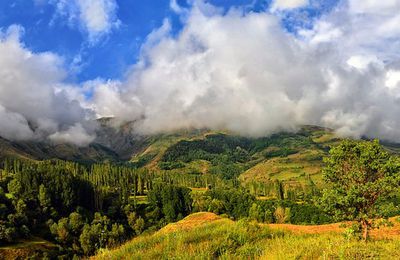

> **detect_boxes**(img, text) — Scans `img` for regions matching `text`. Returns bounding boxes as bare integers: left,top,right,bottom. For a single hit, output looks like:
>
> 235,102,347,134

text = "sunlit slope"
94,212,400,260
143,126,340,186
130,129,218,170
240,149,325,185
239,126,338,186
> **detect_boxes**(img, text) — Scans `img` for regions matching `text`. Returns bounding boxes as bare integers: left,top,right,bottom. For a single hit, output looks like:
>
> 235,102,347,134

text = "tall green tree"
321,139,400,240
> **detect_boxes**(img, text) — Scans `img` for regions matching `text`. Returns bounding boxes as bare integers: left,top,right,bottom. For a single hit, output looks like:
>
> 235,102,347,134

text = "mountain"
1,121,399,186
0,135,119,163
0,118,148,163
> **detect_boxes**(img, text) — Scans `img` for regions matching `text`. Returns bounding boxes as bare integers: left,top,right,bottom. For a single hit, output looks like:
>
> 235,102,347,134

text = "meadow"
95,212,400,260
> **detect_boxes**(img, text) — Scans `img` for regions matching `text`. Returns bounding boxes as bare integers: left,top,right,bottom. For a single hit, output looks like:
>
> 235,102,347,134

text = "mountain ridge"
1,122,398,188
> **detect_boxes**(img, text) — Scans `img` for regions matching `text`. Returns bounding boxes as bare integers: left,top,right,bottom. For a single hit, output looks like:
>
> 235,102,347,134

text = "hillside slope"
144,126,340,188
1,123,398,186
0,136,120,163
94,212,400,259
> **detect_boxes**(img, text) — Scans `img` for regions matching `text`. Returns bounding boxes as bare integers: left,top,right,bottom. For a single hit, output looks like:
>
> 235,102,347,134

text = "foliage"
321,139,400,240
274,206,290,224
147,184,192,223
0,159,194,256
206,188,255,219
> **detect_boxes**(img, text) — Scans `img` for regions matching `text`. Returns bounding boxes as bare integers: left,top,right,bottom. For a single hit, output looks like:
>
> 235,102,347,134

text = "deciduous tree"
321,140,400,240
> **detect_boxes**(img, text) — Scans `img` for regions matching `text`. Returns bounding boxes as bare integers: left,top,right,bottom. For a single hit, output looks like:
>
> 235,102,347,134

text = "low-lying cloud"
92,0,400,141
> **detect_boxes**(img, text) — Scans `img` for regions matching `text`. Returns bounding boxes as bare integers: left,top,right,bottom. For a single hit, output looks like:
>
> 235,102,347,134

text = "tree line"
0,159,194,257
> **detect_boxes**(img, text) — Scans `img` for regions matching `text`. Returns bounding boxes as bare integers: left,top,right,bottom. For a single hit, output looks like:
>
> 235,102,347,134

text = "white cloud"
300,21,342,44
272,0,308,10
349,0,400,15
386,70,400,89
302,0,400,60
86,79,142,121
88,0,400,142
49,123,95,146
346,55,382,71
170,0,185,14
0,25,95,145
0,105,34,141
50,0,120,43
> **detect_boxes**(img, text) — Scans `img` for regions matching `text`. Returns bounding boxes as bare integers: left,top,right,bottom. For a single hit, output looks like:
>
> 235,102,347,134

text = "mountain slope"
0,135,120,163
94,212,400,260
1,123,398,186
0,118,148,163
145,126,340,186
0,137,34,160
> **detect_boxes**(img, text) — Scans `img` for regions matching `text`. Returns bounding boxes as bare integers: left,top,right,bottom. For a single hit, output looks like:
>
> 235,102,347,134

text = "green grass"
240,149,323,186
95,213,400,260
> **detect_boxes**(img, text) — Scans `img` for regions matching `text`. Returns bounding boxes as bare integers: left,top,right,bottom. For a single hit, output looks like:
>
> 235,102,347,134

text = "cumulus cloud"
0,25,95,145
89,0,400,142
4,0,400,145
0,105,34,141
50,0,120,43
272,0,308,10
348,0,400,14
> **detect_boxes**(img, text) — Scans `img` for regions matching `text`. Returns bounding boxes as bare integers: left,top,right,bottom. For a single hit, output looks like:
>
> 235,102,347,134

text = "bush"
274,206,290,224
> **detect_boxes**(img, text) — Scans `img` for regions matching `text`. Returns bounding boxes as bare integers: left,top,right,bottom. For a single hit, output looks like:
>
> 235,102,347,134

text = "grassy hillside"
135,126,340,189
0,140,120,163
95,212,400,259
240,149,325,186
239,126,339,187
130,129,214,169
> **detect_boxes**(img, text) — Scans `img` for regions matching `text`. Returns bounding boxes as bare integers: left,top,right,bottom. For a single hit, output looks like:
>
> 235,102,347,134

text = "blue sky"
0,0,339,83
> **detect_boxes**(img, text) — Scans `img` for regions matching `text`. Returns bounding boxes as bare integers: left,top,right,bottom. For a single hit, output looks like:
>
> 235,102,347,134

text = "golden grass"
159,212,229,234
94,213,400,260
267,216,400,239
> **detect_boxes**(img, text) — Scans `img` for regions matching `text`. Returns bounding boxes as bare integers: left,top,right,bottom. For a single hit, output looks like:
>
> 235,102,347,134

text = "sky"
0,0,338,82
1,0,400,145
